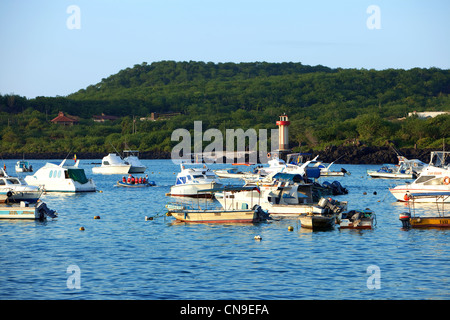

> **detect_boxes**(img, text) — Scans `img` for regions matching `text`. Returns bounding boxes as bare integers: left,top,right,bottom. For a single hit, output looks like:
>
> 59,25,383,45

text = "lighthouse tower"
276,113,291,158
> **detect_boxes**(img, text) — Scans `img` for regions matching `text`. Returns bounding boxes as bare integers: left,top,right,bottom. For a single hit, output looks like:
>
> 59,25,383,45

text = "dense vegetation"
1,61,449,156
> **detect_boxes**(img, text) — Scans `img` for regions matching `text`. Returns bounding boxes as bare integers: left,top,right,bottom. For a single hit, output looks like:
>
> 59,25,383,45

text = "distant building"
93,113,119,122
145,112,181,121
51,111,78,126
408,111,449,119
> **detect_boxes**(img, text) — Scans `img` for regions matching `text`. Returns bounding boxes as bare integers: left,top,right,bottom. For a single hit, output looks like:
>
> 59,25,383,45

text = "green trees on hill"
0,61,449,154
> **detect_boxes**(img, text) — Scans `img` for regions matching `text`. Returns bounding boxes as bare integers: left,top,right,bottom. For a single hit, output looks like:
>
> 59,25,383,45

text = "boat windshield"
6,178,21,185
429,152,450,168
415,175,435,184
67,169,89,184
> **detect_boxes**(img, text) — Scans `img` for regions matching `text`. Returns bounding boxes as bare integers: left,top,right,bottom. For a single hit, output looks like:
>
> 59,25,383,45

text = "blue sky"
0,0,449,98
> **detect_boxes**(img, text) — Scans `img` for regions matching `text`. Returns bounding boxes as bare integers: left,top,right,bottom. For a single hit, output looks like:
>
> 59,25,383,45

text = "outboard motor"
253,205,270,221
37,202,57,219
399,212,411,229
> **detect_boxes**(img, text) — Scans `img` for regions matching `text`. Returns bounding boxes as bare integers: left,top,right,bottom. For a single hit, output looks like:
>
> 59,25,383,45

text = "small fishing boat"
338,208,376,229
92,153,131,175
299,212,336,230
0,201,57,220
117,175,155,187
399,193,450,229
123,150,147,173
169,163,222,198
0,168,42,203
368,156,426,179
15,160,33,173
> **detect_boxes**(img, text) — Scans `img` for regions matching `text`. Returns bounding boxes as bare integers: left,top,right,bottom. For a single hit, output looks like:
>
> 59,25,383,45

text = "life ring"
403,194,410,201
267,153,271,158
443,176,450,185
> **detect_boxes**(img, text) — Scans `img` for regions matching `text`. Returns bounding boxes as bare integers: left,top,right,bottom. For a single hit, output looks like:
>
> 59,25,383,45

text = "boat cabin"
0,176,24,187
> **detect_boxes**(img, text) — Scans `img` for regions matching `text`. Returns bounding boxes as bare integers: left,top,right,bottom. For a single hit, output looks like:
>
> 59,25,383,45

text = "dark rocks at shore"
0,146,435,164
314,145,433,165
0,151,172,161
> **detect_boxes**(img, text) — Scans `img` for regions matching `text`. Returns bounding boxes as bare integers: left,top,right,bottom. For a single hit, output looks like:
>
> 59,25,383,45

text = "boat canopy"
271,173,304,183
68,168,89,184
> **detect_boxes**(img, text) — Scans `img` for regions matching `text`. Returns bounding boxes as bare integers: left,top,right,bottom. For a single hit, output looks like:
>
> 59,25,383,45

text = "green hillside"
1,61,449,155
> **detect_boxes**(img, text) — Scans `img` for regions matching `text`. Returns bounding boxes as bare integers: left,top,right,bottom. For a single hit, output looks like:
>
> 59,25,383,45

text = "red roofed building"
51,111,78,126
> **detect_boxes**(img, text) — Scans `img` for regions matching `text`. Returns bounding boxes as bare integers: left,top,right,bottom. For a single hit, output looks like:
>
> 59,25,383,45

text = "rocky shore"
0,146,436,164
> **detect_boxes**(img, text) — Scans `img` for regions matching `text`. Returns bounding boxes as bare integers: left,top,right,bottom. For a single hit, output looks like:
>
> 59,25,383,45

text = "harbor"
0,158,448,300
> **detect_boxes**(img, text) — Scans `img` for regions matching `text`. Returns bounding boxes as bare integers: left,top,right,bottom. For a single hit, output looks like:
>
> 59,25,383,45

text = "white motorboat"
92,153,131,174
25,159,96,192
216,173,347,218
313,161,349,177
367,156,426,179
389,151,450,203
0,168,41,203
123,150,147,173
15,160,33,173
169,163,223,198
261,153,322,179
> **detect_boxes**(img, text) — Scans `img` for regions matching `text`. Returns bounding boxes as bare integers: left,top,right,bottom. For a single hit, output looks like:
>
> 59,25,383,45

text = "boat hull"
299,214,335,230
170,182,222,198
368,171,414,179
128,166,146,174
117,181,155,187
339,218,373,229
389,187,450,203
0,202,56,220
171,209,260,223
92,165,131,175
407,216,450,228
0,190,41,203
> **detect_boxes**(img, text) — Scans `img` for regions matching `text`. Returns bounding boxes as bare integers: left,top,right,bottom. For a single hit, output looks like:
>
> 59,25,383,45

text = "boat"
399,193,450,228
214,167,242,178
338,208,376,229
217,173,347,218
92,153,131,174
389,151,450,203
299,212,336,230
0,167,42,203
167,206,268,223
169,163,222,198
15,160,33,173
314,162,349,177
367,156,426,179
260,153,322,179
123,150,147,173
25,159,96,192
166,187,269,223
0,201,57,220
117,175,155,187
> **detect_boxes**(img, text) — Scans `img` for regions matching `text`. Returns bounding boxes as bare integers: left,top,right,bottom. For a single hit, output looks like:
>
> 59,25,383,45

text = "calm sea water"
0,159,448,300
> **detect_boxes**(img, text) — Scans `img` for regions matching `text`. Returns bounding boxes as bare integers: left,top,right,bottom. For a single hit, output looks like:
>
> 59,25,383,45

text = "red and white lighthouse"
276,113,290,152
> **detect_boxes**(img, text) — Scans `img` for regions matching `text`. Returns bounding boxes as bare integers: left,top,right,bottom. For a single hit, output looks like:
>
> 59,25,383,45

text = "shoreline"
0,146,436,165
